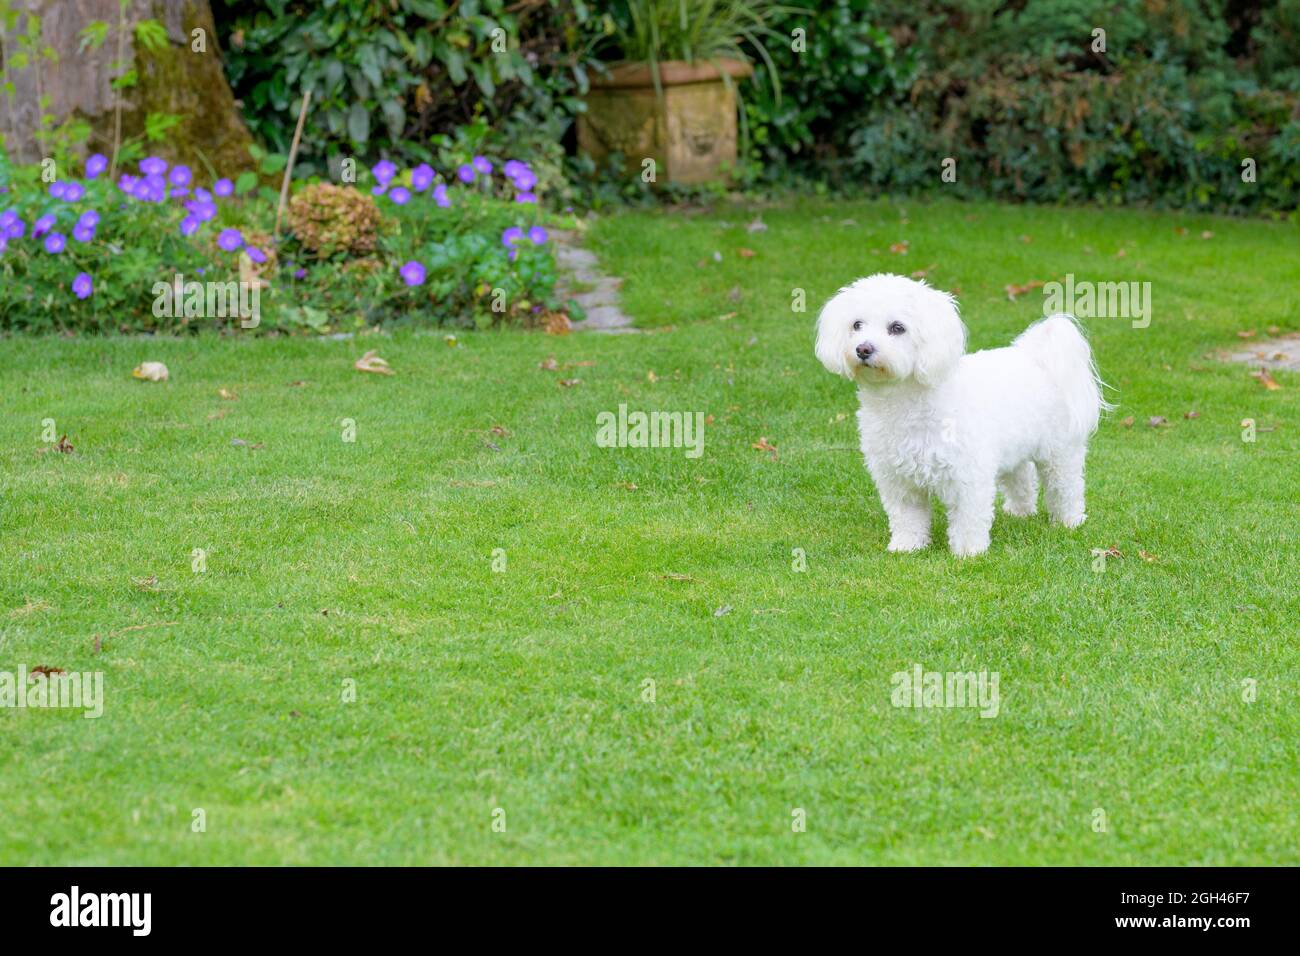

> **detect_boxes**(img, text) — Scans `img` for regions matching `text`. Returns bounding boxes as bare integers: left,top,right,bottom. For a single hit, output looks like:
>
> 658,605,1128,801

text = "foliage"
0,147,572,334
216,0,596,179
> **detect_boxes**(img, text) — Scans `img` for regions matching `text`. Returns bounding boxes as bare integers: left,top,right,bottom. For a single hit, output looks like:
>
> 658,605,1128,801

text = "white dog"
815,273,1110,557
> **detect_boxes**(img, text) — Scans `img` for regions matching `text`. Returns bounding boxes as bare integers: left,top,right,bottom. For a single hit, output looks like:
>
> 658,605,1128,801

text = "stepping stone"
551,230,636,333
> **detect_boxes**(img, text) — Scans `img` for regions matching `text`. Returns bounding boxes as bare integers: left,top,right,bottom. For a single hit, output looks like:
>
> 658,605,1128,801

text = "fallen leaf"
217,387,238,400
288,380,307,387
662,573,695,581
93,634,101,655
1091,546,1123,559
646,370,658,383
444,334,458,347
132,575,158,591
54,434,74,454
30,665,65,677
354,350,395,375
1184,410,1200,419
737,248,756,259
230,438,264,449
713,605,733,618
539,356,559,371
613,481,637,491
752,437,778,459
545,312,572,335
1237,330,1256,339
727,286,743,302
490,425,511,438
1005,280,1044,301
132,361,169,382
1138,550,1158,562
1266,325,1281,335
746,217,767,233
1147,416,1168,427
1252,368,1281,390
889,241,909,255
1119,416,1135,428
558,378,581,388
1201,230,1214,239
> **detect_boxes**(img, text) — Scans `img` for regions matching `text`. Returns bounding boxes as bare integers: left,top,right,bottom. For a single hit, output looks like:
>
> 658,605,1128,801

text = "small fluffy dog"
815,273,1110,557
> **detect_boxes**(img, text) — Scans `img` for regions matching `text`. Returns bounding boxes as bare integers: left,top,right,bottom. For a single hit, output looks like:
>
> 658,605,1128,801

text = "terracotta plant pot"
578,59,753,186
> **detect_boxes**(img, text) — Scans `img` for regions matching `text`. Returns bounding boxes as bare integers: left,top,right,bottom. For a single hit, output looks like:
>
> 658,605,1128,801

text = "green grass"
2,197,1297,865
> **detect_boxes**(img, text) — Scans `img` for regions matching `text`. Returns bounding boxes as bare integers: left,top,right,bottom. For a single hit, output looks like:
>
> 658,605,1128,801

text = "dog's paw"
1002,500,1037,517
888,532,930,553
948,532,990,558
1054,511,1086,529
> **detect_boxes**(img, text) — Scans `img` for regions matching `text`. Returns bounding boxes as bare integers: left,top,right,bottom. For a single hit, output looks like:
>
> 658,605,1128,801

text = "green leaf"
260,153,288,175
234,170,258,195
134,19,169,54
78,21,110,54
347,103,370,144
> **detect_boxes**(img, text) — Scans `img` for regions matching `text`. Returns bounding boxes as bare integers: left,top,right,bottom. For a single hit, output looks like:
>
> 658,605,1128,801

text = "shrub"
0,147,574,334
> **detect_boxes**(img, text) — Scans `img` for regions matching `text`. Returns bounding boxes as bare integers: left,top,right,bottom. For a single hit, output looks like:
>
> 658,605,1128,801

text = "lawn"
1,197,1297,865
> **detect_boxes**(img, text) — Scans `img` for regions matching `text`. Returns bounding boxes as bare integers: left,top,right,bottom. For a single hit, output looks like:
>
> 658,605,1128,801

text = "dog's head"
814,274,966,387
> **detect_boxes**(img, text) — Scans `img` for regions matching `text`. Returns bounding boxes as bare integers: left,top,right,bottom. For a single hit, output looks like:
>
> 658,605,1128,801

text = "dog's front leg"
941,476,996,557
874,473,932,553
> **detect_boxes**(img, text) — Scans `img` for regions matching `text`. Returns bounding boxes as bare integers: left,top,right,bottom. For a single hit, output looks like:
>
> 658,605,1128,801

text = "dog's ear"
814,292,854,379
910,286,966,387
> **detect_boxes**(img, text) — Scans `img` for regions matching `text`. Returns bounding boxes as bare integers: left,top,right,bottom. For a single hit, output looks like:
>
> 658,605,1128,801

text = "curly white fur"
815,273,1111,557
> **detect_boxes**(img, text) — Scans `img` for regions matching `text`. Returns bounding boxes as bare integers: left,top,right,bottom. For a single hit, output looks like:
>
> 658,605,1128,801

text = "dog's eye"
887,321,906,336
852,320,864,331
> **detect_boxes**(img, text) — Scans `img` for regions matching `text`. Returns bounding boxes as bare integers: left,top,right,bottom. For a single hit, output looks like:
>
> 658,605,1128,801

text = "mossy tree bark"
1,0,254,176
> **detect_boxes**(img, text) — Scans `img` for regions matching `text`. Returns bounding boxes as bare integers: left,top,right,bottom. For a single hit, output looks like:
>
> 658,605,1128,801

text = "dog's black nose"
856,342,876,360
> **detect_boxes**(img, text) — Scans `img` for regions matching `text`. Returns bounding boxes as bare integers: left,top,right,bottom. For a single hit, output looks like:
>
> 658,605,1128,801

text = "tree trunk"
0,0,254,176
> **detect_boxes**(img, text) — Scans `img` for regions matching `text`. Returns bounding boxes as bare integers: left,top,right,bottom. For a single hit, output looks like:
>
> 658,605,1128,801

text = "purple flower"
180,215,201,237
456,164,475,184
528,226,548,245
44,232,67,254
2,213,24,239
85,154,108,179
171,186,189,198
63,181,86,202
247,247,267,264
505,161,536,191
49,181,68,200
187,199,217,223
399,260,426,286
117,174,138,193
294,267,307,280
372,160,397,185
78,210,100,229
501,226,525,248
217,228,243,252
33,214,56,237
432,184,451,208
140,156,168,176
411,164,434,191
388,186,411,205
169,165,192,187
72,222,96,243
213,178,234,198
515,192,537,204
503,159,528,180
472,155,492,175
194,187,212,203
72,272,94,299
371,185,387,197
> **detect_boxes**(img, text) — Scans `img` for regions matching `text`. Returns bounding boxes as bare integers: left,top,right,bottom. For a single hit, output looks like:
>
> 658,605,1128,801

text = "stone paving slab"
552,230,636,333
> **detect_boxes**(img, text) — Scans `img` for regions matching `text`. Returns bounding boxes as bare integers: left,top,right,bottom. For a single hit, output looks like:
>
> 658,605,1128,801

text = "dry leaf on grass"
646,370,658,383
558,378,581,388
288,380,307,387
1005,280,1044,301
1184,410,1200,419
490,425,511,438
132,575,158,591
1237,330,1257,339
218,388,238,400
1138,550,1159,562
1119,416,1135,428
538,356,559,371
661,573,695,581
889,241,909,255
713,605,733,618
1252,368,1281,390
544,312,572,335
1091,546,1123,559
613,481,638,491
752,437,778,459
132,361,169,382
354,350,395,375
737,248,756,258
30,665,65,677
1147,416,1169,428
54,434,74,454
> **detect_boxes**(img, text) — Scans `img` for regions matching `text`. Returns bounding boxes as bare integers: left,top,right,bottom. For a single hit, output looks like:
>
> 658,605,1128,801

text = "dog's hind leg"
998,461,1038,517
1041,447,1087,528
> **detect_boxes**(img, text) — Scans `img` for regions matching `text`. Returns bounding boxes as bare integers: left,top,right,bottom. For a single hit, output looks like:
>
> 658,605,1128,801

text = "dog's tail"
1013,314,1115,435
